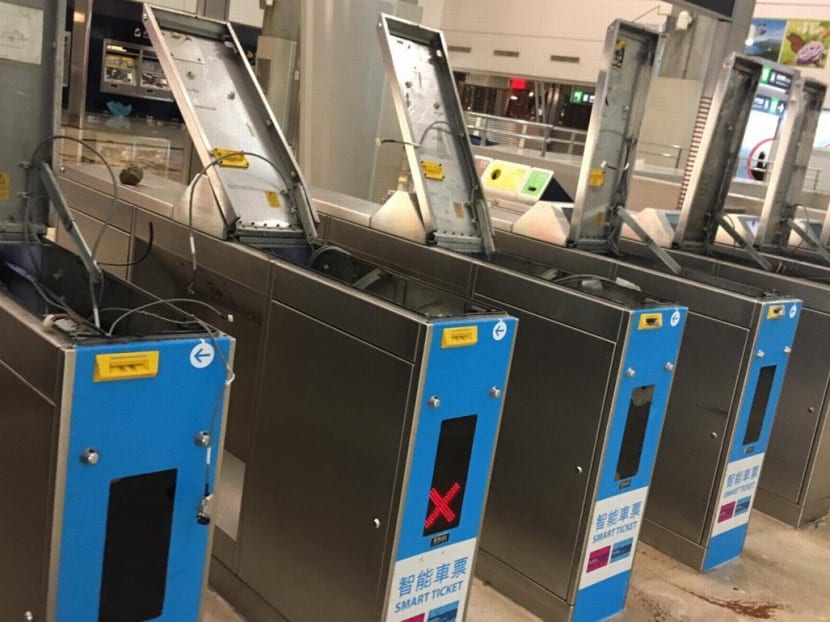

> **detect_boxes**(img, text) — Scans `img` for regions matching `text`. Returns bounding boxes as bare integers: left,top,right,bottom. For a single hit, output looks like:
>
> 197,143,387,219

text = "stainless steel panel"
759,310,829,504
479,307,618,600
55,209,131,280
0,357,60,620
644,314,746,544
59,175,135,231
237,300,420,622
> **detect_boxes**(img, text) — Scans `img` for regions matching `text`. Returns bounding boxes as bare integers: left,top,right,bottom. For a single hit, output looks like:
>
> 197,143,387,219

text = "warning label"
0,172,10,200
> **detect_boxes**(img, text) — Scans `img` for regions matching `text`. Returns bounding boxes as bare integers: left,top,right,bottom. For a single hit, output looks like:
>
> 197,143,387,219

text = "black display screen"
744,366,776,446
679,0,735,18
99,469,177,622
616,385,655,481
423,415,477,536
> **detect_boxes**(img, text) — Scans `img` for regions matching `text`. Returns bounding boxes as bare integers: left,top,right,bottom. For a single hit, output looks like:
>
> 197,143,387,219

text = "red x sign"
425,482,461,529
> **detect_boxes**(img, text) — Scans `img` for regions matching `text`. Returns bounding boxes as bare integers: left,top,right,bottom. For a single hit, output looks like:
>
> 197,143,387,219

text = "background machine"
627,67,830,530
313,17,689,622
478,45,802,574
58,6,518,622
0,1,234,620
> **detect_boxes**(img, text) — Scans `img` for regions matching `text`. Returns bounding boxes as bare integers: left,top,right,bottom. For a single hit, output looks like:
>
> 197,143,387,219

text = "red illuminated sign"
425,483,461,530
510,78,527,91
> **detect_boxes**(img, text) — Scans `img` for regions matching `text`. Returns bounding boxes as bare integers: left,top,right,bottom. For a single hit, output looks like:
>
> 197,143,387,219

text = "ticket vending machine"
628,72,830,530
480,51,802,574
0,2,234,620
311,17,689,622
57,6,517,621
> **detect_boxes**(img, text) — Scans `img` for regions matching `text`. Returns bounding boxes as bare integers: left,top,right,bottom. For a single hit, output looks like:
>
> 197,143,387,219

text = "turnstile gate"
57,6,517,621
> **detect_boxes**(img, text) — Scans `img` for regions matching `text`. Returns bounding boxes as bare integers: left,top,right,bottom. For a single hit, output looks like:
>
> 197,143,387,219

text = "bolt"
665,362,675,373
784,346,792,355
489,386,502,399
373,518,381,529
808,407,816,413
625,368,636,378
757,350,765,359
80,448,99,465
575,466,583,474
228,91,236,100
711,432,718,439
194,431,211,447
24,612,33,621
427,396,441,408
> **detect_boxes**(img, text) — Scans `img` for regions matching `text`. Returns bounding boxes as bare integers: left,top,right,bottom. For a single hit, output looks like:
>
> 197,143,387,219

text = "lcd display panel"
616,385,655,481
744,366,776,446
99,469,177,622
423,415,478,536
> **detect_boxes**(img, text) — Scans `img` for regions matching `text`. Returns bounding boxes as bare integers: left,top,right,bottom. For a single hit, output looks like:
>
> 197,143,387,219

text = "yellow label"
441,326,478,349
637,313,664,331
454,202,465,218
588,168,605,187
767,305,785,320
266,191,282,208
0,172,9,200
422,160,445,181
212,148,250,169
94,351,159,382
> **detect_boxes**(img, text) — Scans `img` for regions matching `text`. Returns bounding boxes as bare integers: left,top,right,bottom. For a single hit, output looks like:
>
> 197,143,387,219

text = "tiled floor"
202,511,830,621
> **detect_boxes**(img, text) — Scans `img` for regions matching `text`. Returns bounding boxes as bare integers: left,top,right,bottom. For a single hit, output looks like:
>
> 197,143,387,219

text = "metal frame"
376,14,494,254
755,77,827,254
141,4,317,244
672,54,765,251
568,20,661,249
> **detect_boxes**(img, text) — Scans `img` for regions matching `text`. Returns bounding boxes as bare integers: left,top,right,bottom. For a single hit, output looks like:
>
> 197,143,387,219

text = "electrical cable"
307,244,352,267
555,273,622,288
187,150,292,293
26,135,120,328
104,297,229,337
99,222,155,268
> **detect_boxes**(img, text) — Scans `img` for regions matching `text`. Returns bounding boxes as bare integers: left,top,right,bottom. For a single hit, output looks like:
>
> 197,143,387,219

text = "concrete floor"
202,510,830,621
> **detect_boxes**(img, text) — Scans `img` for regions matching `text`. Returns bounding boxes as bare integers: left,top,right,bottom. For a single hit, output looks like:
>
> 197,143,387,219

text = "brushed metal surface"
237,300,419,622
645,314,746,544
0,357,60,619
55,209,131,280
479,306,618,601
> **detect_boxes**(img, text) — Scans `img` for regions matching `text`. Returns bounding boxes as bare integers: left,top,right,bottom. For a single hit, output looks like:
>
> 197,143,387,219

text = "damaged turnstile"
627,67,830,529
479,51,804,574
312,18,693,622
58,6,518,622
0,2,235,620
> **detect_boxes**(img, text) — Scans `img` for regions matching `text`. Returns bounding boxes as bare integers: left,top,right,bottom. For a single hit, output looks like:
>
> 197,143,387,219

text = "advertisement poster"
746,19,787,63
748,18,830,68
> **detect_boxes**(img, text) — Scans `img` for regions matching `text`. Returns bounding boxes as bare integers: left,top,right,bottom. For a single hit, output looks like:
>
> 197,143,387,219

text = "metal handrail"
736,156,823,191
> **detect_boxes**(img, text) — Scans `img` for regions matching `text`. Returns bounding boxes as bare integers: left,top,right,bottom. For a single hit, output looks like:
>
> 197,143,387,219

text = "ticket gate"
313,18,694,622
628,73,830,529
57,6,517,622
0,3,234,620
500,52,803,574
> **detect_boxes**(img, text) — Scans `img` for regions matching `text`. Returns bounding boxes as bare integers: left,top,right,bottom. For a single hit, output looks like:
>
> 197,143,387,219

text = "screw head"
710,432,718,439
194,431,211,447
427,396,441,408
784,346,792,355
575,466,584,474
373,518,381,529
80,448,99,465
757,350,765,359
665,362,676,373
625,368,636,378
489,386,502,399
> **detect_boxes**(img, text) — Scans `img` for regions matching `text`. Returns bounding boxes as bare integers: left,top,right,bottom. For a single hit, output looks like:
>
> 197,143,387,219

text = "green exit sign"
572,90,584,103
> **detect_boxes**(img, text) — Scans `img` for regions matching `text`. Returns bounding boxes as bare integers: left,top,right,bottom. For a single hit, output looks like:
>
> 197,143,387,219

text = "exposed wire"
99,222,155,268
187,150,292,293
104,297,228,337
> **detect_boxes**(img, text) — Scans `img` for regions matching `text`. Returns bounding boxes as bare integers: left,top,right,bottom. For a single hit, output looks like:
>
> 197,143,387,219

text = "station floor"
202,510,830,621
